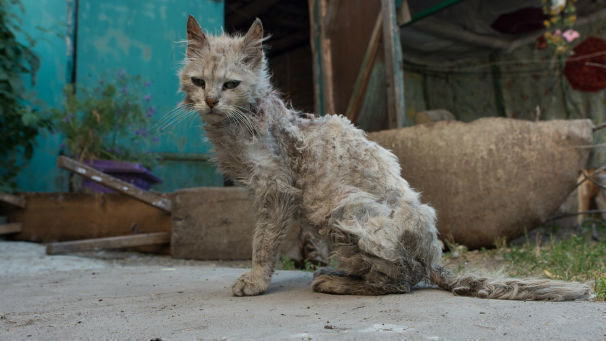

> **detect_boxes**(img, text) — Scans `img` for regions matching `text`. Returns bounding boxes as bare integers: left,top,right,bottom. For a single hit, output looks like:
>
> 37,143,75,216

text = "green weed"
279,256,296,270
499,226,606,300
278,257,319,272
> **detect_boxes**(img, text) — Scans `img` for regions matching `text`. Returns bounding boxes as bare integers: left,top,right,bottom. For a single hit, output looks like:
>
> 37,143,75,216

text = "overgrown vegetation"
0,0,53,191
53,71,159,169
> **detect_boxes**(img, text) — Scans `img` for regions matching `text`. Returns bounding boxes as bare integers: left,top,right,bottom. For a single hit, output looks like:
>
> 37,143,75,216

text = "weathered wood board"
170,187,312,261
1,193,171,249
0,223,22,235
46,232,170,255
57,156,172,213
171,187,255,260
0,193,26,208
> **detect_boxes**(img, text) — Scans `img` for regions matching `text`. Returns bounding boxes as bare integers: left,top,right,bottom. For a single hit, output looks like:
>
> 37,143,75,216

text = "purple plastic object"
82,159,162,193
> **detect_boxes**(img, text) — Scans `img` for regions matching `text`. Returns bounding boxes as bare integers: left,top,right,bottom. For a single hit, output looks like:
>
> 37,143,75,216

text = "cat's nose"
205,97,218,108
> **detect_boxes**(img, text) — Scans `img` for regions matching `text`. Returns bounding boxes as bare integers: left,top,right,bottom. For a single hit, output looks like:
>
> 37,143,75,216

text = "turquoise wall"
14,0,225,192
13,0,71,191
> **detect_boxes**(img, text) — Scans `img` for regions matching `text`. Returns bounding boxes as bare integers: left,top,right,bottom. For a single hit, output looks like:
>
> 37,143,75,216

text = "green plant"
303,260,318,272
53,70,158,169
279,257,320,272
0,0,53,191
279,256,296,270
595,277,606,301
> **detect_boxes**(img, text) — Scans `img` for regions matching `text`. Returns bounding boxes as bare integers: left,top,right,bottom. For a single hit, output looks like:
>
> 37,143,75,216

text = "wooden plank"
396,0,412,26
308,0,323,114
0,193,26,208
171,187,255,260
46,232,170,255
345,12,383,123
323,0,340,34
320,0,382,118
57,156,171,213
0,223,21,235
381,0,406,128
171,187,324,262
308,0,336,115
3,192,171,243
319,0,335,115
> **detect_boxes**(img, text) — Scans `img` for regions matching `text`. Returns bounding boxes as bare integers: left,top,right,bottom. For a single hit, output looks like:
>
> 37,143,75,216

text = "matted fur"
178,16,591,301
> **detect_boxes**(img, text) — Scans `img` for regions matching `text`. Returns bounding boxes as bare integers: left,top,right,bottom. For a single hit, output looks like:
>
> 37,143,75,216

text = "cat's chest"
243,139,285,173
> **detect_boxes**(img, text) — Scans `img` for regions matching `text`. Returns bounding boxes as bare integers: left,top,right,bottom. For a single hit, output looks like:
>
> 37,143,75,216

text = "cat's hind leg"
311,243,418,295
311,268,409,295
311,191,435,295
312,273,387,295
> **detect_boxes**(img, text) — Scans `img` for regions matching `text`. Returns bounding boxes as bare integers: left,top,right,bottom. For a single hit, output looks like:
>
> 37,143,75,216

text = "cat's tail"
429,266,592,301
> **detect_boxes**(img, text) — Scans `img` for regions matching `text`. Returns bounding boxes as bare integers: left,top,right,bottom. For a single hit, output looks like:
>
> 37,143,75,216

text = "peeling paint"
93,29,153,61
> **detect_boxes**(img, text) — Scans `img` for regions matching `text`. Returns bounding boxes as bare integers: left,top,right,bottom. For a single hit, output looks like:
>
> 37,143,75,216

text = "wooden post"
0,193,26,208
57,156,171,213
323,0,340,34
319,0,336,114
308,0,323,115
345,12,383,123
396,0,412,26
381,0,406,128
46,232,170,255
0,223,21,235
308,0,336,115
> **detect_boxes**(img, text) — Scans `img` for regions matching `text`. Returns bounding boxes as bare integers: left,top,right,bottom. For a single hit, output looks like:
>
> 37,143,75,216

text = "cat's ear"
242,18,264,67
187,15,206,57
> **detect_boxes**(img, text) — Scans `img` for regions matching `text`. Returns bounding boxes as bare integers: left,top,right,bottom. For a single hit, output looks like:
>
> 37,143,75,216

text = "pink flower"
562,29,580,43
553,29,562,36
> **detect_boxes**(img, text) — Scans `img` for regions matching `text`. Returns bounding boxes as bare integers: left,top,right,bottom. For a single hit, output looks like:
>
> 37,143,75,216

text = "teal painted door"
13,0,71,192
75,0,224,191
14,0,225,192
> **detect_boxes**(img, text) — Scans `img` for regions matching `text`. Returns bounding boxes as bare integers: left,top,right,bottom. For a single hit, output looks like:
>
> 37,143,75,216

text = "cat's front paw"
232,272,269,296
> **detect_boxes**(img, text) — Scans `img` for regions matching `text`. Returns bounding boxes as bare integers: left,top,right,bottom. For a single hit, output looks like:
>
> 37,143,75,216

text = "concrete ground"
0,241,604,341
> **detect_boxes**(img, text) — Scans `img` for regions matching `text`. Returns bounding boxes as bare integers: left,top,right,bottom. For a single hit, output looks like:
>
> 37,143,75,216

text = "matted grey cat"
179,16,591,300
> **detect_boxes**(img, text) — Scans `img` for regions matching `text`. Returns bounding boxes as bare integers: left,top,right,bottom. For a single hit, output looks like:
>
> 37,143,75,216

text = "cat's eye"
223,80,240,90
191,77,205,89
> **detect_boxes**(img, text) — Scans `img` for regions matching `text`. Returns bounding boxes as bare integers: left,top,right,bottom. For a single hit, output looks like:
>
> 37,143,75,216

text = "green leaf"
21,111,39,126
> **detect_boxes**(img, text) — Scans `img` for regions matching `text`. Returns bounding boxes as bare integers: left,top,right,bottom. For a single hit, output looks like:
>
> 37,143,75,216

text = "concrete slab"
1,241,604,341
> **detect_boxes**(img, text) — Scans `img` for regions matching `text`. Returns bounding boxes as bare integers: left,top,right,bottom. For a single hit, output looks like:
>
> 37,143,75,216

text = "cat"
178,15,591,300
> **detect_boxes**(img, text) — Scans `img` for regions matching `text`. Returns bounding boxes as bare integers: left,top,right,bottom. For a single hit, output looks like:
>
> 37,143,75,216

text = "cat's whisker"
226,111,245,134
155,104,198,132
231,105,259,137
227,108,249,132
229,109,255,137
234,109,258,137
232,109,254,135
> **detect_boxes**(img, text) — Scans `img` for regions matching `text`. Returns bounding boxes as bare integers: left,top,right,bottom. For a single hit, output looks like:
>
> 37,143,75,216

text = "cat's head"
179,16,270,123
